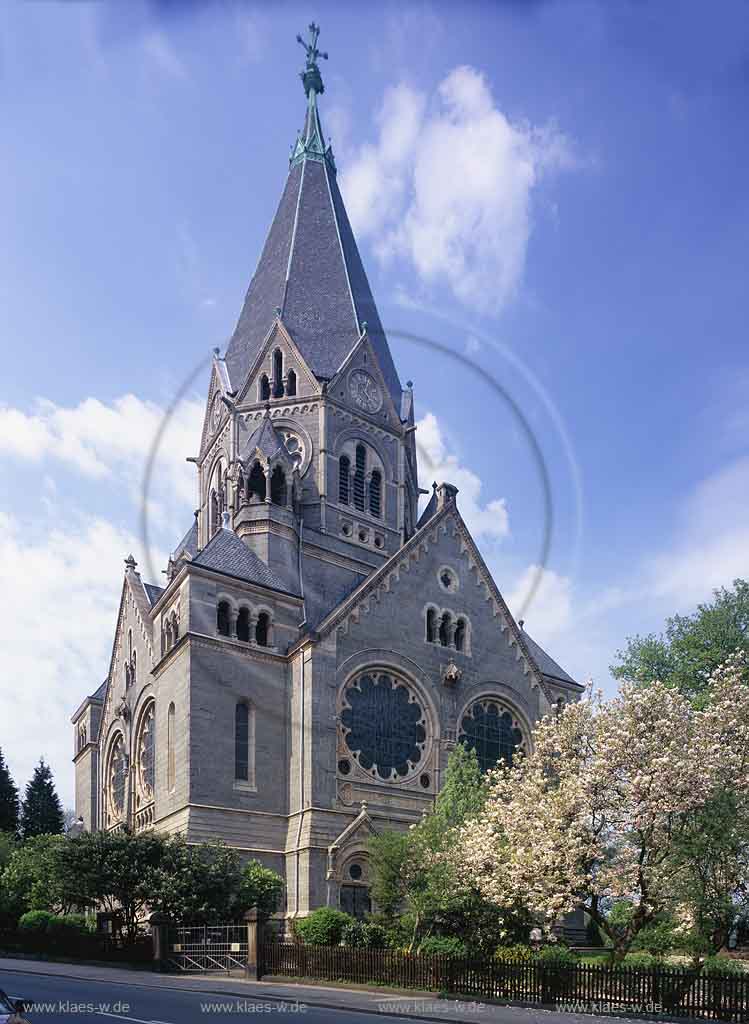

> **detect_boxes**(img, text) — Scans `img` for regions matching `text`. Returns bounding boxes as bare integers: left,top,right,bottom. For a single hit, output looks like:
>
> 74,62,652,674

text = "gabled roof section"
224,63,402,409
241,411,290,464
521,630,579,687
143,583,164,607
173,520,199,562
417,483,439,529
193,525,294,594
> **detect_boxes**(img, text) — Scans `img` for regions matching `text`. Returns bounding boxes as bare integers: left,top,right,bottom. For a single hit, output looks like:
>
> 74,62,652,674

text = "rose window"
280,430,304,469
108,735,127,816
340,671,427,780
137,704,155,800
458,699,525,773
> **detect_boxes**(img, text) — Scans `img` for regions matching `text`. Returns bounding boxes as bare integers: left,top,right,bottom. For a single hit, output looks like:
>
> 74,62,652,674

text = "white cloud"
141,31,186,80
506,564,573,638
0,511,151,808
341,66,574,313
416,412,509,540
0,393,203,513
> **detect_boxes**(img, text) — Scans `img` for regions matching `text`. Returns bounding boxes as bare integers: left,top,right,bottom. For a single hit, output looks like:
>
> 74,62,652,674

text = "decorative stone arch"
103,727,127,829
336,651,440,786
133,697,156,809
326,802,379,914
253,604,274,647
423,602,440,644
456,688,533,772
333,427,392,482
264,416,313,478
216,592,238,638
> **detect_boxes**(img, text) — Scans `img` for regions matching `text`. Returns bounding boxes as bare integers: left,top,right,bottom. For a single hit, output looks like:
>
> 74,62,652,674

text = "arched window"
439,611,452,648
286,369,297,397
236,471,244,508
459,699,526,773
353,444,366,511
369,470,382,517
454,618,466,652
259,374,270,402
171,613,178,643
426,608,437,643
256,611,270,647
273,349,284,398
217,601,231,637
235,702,249,781
167,703,176,792
136,703,155,801
339,455,350,504
131,648,137,685
210,489,220,537
270,466,287,506
236,607,251,643
247,462,266,503
165,618,173,651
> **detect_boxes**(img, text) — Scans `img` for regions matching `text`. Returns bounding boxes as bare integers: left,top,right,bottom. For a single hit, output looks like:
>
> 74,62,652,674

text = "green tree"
611,579,749,704
237,860,284,922
146,837,241,924
0,749,19,835
0,835,68,922
368,745,512,955
20,759,64,839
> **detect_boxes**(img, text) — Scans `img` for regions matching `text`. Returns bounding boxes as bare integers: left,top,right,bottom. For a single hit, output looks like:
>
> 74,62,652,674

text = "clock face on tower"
348,369,382,413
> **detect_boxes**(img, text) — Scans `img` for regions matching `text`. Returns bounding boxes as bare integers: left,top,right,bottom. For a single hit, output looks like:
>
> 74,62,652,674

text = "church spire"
291,23,334,171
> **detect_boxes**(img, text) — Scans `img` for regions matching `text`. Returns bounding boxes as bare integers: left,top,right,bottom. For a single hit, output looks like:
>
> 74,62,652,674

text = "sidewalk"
0,956,564,1024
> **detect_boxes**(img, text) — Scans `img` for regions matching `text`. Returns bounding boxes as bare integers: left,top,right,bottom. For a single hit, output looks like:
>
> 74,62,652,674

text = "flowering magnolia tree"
454,657,749,961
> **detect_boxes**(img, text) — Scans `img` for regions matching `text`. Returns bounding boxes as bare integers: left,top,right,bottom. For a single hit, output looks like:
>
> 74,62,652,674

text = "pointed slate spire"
224,24,402,409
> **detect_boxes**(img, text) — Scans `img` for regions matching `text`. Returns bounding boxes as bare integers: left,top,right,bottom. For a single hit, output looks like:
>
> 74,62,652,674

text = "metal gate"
166,924,248,973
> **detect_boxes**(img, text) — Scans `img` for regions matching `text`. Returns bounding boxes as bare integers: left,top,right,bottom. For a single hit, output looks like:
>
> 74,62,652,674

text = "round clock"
348,369,382,414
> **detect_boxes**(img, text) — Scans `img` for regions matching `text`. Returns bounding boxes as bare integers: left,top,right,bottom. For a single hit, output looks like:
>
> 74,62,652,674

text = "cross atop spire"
297,22,327,96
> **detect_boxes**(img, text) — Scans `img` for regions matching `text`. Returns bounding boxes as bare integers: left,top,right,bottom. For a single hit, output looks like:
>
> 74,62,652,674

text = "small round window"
438,567,458,593
349,863,363,880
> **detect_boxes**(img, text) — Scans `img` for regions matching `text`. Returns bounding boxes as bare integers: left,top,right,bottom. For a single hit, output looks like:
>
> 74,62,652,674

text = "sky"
2,0,749,808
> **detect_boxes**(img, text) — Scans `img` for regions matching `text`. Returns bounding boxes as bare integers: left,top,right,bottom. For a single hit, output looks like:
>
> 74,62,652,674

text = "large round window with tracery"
136,704,155,802
107,734,127,818
458,699,526,773
340,671,427,781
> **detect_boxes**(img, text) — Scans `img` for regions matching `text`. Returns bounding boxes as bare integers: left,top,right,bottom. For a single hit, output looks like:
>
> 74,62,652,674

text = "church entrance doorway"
340,884,371,920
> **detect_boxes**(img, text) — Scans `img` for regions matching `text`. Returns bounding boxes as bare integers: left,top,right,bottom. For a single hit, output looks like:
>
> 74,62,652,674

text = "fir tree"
20,759,64,839
0,747,19,835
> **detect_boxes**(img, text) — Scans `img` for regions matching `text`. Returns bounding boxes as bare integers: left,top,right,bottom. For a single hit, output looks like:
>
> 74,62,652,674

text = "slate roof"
521,630,577,685
173,520,199,561
90,680,107,701
417,486,439,529
224,92,402,408
143,583,164,607
193,526,294,594
242,414,289,463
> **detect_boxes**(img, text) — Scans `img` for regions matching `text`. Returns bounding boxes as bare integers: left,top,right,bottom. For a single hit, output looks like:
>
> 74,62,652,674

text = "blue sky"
2,0,749,806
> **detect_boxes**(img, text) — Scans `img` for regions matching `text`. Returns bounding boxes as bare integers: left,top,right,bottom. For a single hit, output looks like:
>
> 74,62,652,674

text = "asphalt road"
0,969,408,1024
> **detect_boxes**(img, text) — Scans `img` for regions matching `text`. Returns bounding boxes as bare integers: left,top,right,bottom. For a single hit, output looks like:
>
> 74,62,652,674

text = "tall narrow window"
426,608,437,643
210,490,219,537
259,375,270,402
353,445,366,511
247,462,266,502
256,612,270,647
270,466,287,506
217,601,231,637
286,369,297,397
131,649,137,685
165,618,173,651
235,702,249,781
439,612,452,648
171,613,179,642
369,470,382,517
167,703,176,792
273,350,284,398
339,455,350,504
236,607,251,643
454,618,466,652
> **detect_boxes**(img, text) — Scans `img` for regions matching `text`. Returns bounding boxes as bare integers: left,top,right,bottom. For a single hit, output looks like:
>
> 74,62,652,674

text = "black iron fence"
166,924,248,974
259,943,749,1022
0,928,152,964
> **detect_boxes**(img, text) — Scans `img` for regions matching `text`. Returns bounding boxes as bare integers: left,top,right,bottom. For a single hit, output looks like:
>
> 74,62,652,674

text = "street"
0,963,650,1024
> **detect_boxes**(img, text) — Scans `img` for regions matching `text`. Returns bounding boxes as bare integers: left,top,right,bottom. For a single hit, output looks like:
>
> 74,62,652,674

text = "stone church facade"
72,28,583,926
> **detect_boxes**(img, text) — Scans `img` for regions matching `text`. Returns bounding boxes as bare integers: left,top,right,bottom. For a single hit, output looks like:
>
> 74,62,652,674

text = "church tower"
194,24,420,625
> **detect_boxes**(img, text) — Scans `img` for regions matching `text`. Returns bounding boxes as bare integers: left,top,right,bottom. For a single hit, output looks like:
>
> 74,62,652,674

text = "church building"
72,25,582,925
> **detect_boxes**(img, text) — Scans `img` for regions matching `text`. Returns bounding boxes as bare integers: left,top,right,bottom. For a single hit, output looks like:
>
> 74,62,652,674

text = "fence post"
149,913,166,972
244,908,259,981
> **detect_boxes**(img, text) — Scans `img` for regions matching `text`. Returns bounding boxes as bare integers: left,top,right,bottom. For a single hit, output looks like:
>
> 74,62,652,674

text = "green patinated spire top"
297,21,327,96
290,22,335,172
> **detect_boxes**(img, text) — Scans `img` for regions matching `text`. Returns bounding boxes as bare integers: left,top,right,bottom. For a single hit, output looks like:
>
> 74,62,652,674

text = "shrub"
17,909,54,935
341,920,388,949
494,942,534,964
631,918,677,957
702,956,745,977
418,935,468,958
623,951,659,970
536,943,578,967
294,907,352,946
46,914,92,952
